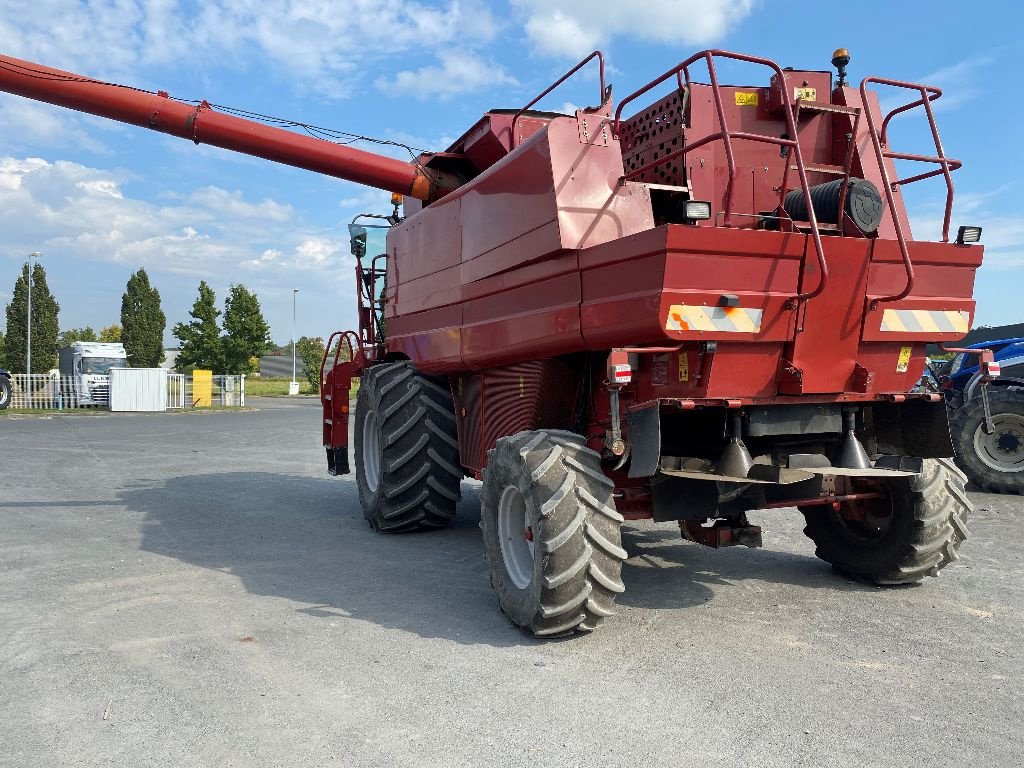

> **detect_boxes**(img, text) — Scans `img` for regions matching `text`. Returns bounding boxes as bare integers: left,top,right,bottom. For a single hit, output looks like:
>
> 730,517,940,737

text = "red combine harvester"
0,48,983,636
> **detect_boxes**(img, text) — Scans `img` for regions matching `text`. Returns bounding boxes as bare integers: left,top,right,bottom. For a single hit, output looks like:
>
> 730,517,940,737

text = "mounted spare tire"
481,430,626,637
950,389,1024,494
354,362,462,532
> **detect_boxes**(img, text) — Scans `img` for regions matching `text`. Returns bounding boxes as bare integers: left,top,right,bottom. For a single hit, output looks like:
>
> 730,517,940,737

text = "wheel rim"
497,485,535,590
362,410,382,493
832,477,894,540
974,412,1024,473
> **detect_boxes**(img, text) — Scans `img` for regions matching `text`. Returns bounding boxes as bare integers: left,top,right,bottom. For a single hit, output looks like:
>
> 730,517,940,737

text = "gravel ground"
1,397,1021,767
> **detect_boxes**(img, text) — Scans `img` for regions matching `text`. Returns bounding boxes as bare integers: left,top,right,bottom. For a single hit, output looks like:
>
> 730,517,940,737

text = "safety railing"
6,374,107,409
612,49,830,304
511,50,607,149
320,331,362,392
168,373,186,409
860,77,962,308
4,373,243,411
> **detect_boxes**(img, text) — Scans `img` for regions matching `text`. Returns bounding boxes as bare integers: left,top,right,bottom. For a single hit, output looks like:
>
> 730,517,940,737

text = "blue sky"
0,0,1020,347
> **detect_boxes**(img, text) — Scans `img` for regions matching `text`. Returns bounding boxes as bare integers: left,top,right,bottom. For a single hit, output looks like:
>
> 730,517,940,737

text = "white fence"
7,374,109,409
166,375,245,409
6,373,244,411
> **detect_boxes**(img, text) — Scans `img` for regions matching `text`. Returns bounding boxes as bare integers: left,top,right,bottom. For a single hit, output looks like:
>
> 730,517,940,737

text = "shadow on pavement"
122,471,873,644
123,471,535,648
617,525,876,610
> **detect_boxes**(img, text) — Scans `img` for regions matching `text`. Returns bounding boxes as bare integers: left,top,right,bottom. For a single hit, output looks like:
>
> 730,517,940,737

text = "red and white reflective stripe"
612,364,632,383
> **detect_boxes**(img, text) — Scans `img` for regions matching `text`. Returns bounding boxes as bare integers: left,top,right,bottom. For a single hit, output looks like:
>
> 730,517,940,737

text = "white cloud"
0,0,503,98
377,52,518,100
911,185,1023,270
0,99,113,155
0,155,339,278
512,0,755,59
879,55,995,116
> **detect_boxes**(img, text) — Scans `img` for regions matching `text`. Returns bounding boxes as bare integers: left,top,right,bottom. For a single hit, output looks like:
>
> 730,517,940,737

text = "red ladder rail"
613,49,830,305
859,76,962,308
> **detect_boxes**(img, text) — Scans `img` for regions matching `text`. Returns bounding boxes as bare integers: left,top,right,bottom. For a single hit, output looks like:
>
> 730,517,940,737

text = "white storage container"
110,368,169,412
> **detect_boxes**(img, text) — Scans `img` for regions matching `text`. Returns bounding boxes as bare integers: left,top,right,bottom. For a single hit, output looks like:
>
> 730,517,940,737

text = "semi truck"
58,341,128,407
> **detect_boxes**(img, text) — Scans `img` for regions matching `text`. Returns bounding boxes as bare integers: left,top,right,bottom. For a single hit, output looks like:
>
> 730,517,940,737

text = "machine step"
791,163,848,175
797,101,859,116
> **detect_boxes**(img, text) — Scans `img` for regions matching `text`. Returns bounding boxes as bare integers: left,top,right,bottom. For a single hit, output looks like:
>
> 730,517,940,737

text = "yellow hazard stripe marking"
910,309,941,333
666,304,763,333
879,309,969,334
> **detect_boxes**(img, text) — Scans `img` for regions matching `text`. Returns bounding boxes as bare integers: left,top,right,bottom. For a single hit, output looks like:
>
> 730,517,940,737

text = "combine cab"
0,46,983,636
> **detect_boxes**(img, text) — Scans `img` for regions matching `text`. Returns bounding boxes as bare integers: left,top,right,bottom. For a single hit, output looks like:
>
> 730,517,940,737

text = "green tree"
0,327,5,366
120,269,166,367
59,326,98,346
3,261,60,373
222,284,270,374
98,324,122,342
173,281,223,371
296,335,326,391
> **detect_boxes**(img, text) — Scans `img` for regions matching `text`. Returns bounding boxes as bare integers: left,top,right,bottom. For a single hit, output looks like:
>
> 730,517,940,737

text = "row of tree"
1,262,272,375
173,281,271,373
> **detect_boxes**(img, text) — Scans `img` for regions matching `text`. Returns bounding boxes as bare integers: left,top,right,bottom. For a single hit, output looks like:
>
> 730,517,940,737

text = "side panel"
454,359,581,474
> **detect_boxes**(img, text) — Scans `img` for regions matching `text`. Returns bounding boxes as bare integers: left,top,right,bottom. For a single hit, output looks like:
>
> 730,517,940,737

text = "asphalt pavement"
1,397,1021,767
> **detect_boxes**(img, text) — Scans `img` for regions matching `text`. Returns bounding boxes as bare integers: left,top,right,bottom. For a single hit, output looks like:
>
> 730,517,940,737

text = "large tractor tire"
481,430,626,637
801,458,972,585
950,389,1024,494
0,376,10,410
354,362,462,532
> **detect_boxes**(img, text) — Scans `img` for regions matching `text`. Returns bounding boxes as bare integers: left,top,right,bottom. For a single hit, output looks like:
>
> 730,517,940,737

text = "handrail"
860,76,962,308
510,51,606,148
319,330,360,394
613,49,829,304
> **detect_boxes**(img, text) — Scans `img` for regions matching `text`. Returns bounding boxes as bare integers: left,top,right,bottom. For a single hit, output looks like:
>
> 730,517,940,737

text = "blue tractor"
930,338,1024,494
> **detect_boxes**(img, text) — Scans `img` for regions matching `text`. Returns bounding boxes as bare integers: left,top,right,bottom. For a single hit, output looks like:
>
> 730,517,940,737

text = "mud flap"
870,399,954,458
327,446,350,476
627,402,661,478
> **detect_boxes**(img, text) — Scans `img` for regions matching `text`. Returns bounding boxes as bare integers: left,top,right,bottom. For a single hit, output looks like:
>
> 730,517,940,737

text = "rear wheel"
801,459,972,584
481,430,626,637
354,362,462,532
950,389,1024,494
0,376,10,409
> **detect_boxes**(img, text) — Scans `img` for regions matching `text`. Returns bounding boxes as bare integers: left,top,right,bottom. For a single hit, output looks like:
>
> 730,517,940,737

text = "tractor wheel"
801,458,973,585
950,389,1024,494
481,430,626,637
0,376,10,410
354,362,462,532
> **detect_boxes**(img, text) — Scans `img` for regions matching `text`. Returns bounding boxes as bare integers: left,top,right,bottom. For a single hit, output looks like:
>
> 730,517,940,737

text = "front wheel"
0,376,10,409
354,362,462,532
801,458,973,584
481,430,626,637
950,389,1024,494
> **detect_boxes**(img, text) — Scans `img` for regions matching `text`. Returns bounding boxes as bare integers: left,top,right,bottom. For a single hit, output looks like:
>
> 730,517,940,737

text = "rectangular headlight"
684,200,712,221
956,225,982,245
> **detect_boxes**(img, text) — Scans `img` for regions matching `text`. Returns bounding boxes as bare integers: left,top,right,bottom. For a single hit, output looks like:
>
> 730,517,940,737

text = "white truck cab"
58,342,128,406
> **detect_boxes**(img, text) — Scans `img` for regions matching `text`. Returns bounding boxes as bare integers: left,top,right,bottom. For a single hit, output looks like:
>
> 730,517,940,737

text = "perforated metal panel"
619,90,687,185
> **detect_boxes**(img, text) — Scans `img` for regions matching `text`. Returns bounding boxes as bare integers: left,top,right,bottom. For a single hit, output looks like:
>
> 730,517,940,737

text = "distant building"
161,348,180,371
260,353,296,378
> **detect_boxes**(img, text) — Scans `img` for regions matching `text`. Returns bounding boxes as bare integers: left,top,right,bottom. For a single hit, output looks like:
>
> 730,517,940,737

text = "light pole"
27,251,41,375
291,288,299,394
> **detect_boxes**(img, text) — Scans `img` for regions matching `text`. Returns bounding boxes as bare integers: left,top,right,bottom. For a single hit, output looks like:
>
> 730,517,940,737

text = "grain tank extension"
0,48,983,636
